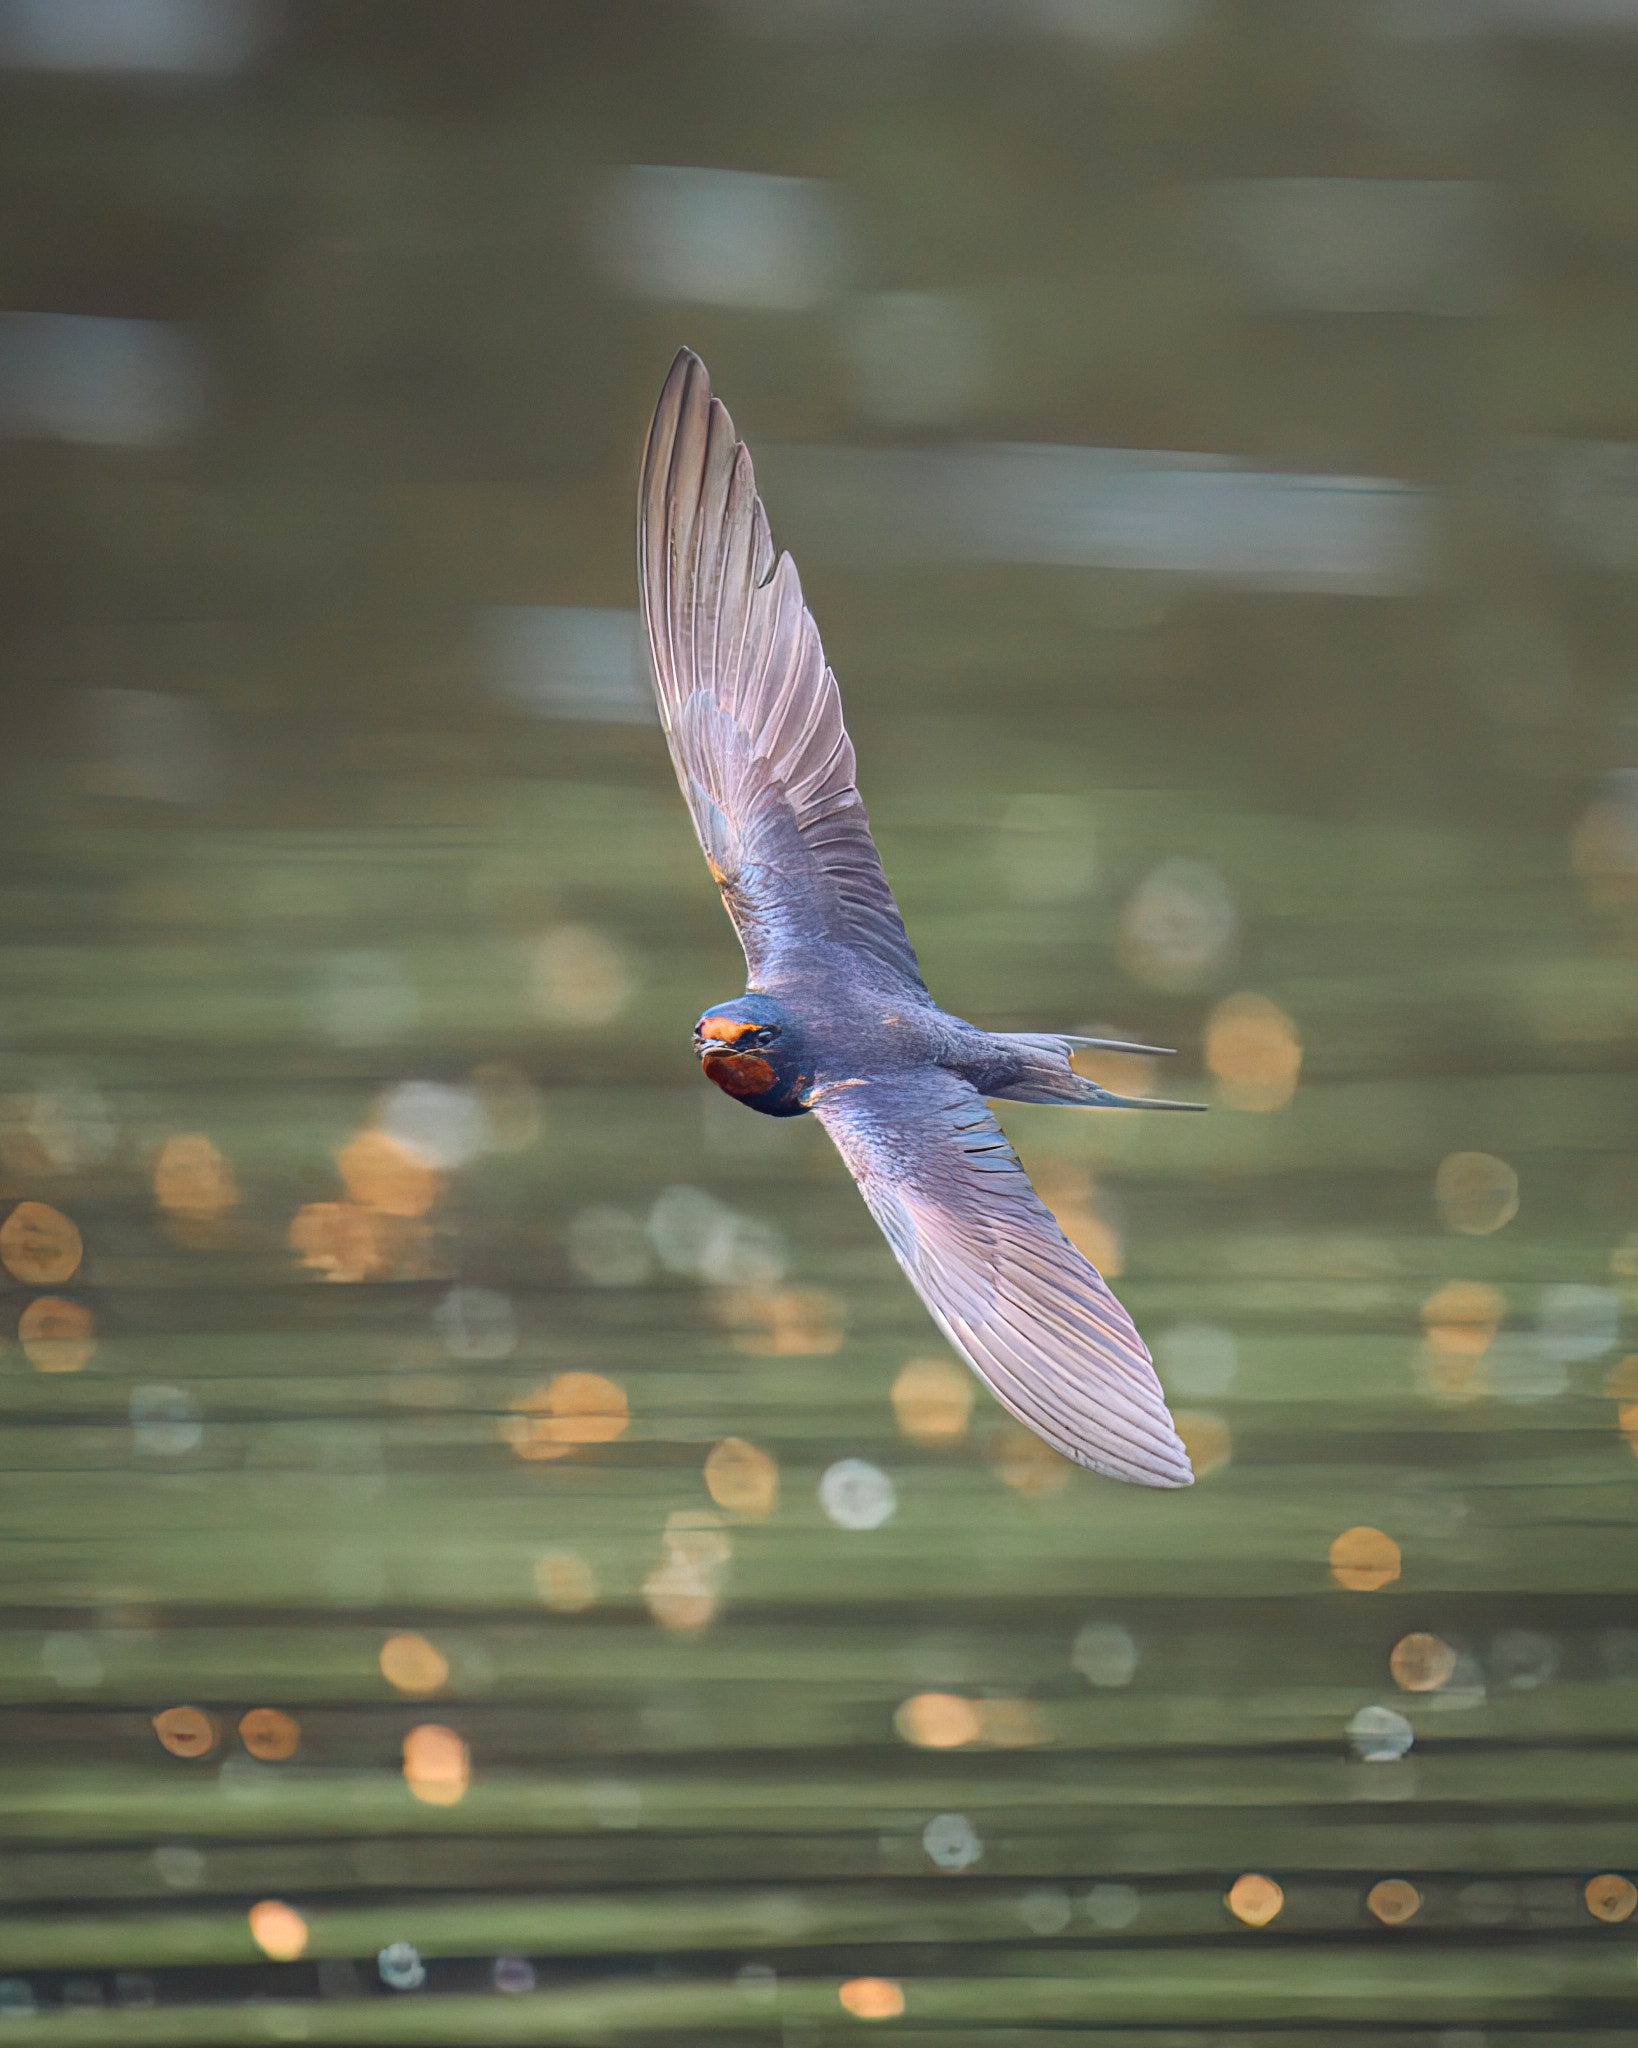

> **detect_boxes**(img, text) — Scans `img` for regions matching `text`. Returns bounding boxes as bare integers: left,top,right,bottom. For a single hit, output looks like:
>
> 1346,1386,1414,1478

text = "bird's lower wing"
814,1072,1193,1488
639,349,925,994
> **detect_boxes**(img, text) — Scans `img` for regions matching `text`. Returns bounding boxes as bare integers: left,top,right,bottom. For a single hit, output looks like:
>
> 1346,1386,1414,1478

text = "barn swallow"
639,350,1203,1487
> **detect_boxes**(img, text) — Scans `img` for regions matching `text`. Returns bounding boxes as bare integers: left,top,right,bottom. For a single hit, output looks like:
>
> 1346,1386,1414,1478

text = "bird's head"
693,996,810,1118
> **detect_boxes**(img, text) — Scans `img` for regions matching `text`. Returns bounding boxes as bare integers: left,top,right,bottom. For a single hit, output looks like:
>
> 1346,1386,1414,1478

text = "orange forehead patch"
699,1016,757,1043
702,1052,776,1098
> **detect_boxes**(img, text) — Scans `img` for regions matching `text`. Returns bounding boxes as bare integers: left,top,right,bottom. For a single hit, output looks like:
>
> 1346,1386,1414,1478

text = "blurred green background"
2,1,1638,2041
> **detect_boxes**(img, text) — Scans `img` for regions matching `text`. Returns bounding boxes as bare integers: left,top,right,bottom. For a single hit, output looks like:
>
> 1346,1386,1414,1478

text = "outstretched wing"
814,1072,1193,1488
639,349,925,995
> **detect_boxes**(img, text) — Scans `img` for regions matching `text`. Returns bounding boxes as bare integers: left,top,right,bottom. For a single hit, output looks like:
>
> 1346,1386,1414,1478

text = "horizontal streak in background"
3,1887,1637,1972
0,314,204,447
1207,180,1500,316
759,444,1434,595
729,0,1212,48
480,607,655,725
1496,0,1638,23
0,0,1631,92
80,690,227,804
593,166,845,312
0,0,267,74
733,0,1638,40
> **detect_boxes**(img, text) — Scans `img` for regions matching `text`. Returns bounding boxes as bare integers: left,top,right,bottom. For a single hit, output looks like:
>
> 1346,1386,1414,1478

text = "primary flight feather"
639,348,1202,1488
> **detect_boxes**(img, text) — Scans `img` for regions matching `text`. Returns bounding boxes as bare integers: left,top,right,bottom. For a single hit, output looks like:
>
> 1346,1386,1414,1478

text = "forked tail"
987,1032,1207,1111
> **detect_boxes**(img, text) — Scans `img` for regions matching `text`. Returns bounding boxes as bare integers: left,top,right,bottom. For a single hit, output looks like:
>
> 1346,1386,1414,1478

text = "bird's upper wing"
639,349,925,994
814,1071,1193,1488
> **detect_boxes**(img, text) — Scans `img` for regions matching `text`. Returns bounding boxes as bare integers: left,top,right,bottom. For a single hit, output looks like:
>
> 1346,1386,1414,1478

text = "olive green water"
3,5,1638,2042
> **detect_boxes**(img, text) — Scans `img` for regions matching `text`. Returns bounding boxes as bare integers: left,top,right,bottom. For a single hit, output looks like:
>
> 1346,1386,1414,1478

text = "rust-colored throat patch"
701,1050,776,1098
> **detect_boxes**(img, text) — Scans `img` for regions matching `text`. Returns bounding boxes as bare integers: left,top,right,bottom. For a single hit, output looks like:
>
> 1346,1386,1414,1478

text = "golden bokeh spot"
1619,1402,1638,1459
335,1129,440,1218
1585,1872,1637,1923
1070,1043,1155,1096
248,1900,308,1962
643,1510,730,1632
379,1632,449,1697
1420,1281,1504,1357
892,1356,974,1445
1367,1878,1421,1925
153,1134,239,1220
1034,1164,1122,1277
503,1372,630,1461
1606,1354,1638,1401
1226,1872,1284,1927
238,1708,300,1761
1414,1344,1489,1408
1434,1152,1518,1237
403,1722,469,1805
715,1285,845,1357
893,1693,981,1749
1175,1411,1231,1478
1205,993,1302,1112
994,1425,1073,1497
1329,1526,1401,1592
288,1201,384,1283
975,1697,1048,1748
703,1437,780,1519
1389,1632,1457,1693
533,1549,598,1612
643,1574,718,1633
153,1705,219,1758
838,1978,905,2020
0,1201,82,1286
19,1297,95,1374
1415,1279,1507,1406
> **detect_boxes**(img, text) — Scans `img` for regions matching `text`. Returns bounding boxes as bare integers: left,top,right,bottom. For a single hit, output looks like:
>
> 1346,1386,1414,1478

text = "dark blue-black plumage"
641,349,1202,1487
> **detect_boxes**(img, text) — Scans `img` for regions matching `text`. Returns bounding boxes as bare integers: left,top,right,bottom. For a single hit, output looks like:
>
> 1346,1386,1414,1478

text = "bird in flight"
639,350,1203,1488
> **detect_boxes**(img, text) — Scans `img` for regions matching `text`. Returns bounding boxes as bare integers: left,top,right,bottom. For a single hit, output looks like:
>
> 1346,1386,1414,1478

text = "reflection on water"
1,4,1637,2041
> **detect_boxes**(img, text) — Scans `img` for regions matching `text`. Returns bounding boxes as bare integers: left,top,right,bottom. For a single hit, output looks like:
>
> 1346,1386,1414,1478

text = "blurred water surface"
2,3,1638,2041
